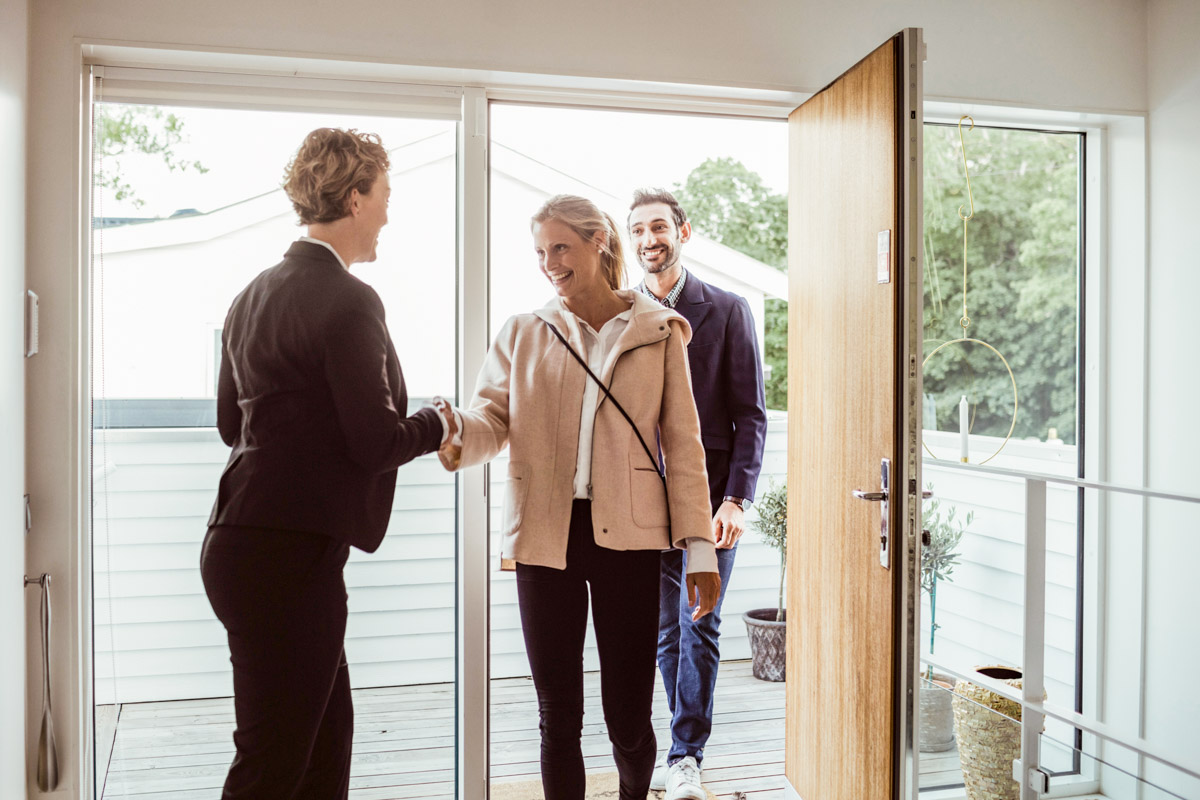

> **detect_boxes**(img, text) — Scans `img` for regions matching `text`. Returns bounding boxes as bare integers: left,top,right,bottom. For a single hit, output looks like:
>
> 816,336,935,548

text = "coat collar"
532,290,692,384
285,239,347,270
533,290,688,340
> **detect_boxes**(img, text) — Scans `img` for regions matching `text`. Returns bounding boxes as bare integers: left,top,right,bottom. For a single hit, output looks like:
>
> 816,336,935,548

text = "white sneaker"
649,753,669,791
665,756,706,800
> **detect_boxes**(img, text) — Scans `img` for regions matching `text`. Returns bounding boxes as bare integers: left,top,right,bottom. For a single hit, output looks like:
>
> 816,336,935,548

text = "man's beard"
638,243,679,274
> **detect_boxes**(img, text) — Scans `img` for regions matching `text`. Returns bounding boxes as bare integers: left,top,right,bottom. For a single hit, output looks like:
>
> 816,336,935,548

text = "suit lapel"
676,270,712,335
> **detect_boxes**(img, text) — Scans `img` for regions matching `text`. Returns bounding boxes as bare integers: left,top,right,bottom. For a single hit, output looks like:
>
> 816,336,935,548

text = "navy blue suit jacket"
672,272,768,511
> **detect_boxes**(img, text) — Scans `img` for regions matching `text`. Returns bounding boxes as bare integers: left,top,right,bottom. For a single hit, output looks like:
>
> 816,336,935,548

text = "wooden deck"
97,660,964,799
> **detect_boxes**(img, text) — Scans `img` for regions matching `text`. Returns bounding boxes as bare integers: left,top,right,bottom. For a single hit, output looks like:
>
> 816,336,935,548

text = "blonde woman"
437,194,719,800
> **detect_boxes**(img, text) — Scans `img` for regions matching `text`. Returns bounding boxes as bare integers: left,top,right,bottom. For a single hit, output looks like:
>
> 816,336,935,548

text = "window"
919,122,1086,783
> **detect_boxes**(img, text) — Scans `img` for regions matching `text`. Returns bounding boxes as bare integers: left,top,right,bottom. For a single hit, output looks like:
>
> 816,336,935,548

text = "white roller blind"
93,65,463,120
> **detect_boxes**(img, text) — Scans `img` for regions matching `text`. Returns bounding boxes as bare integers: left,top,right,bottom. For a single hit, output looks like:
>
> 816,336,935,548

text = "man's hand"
713,501,745,549
686,571,722,620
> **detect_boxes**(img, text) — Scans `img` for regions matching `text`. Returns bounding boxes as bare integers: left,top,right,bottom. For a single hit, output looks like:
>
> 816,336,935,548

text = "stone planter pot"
952,665,1041,800
918,672,956,752
742,608,786,682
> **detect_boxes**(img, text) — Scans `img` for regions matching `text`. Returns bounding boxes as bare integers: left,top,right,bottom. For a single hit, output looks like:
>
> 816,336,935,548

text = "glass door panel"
486,101,788,795
918,124,1083,791
90,101,458,799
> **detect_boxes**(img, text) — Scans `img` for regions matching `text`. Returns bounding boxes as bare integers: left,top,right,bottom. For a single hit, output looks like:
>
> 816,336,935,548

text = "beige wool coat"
455,290,714,570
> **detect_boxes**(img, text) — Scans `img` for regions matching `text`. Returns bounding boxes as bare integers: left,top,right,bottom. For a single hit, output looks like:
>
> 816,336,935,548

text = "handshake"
432,397,462,471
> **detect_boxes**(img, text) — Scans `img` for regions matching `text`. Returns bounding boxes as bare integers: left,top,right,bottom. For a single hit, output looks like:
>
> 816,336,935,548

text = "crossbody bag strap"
543,319,673,547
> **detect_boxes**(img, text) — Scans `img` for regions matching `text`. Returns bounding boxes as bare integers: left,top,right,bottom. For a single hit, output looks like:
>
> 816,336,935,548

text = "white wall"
22,1,1163,797
1137,2,1200,797
0,0,27,795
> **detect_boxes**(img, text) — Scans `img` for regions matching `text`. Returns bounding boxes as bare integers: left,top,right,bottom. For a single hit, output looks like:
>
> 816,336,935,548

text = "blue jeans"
657,542,738,766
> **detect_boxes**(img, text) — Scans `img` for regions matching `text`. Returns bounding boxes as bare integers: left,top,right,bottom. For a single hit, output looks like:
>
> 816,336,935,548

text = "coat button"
602,528,608,533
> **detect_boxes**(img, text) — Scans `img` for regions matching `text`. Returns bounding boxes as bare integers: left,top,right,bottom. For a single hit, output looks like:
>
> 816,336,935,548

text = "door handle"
854,459,892,569
923,490,933,499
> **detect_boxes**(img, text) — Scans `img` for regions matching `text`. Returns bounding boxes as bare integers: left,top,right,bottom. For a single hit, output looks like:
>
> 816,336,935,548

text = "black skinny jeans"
200,525,353,800
516,500,662,800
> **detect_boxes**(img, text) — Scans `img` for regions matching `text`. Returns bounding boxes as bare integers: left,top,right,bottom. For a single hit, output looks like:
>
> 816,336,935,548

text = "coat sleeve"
455,315,519,469
659,319,716,549
215,326,241,447
322,290,442,474
723,296,769,502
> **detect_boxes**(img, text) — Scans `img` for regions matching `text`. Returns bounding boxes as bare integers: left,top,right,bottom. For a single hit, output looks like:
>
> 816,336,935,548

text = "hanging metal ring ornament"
921,338,1019,465
921,116,1019,465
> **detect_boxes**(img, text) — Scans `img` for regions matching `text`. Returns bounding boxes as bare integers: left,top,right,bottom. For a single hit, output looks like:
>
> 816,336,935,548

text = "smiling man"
628,188,768,800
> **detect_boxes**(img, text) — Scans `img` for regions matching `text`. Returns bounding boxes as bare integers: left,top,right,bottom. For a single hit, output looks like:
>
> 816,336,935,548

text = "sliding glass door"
485,101,790,796
89,81,461,799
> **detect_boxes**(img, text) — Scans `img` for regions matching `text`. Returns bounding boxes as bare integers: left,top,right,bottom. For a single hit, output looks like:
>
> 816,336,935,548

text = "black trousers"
516,500,662,800
201,525,353,800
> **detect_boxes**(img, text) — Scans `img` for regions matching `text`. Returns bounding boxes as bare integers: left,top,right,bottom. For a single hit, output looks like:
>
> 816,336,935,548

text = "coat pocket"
629,466,669,528
501,461,532,535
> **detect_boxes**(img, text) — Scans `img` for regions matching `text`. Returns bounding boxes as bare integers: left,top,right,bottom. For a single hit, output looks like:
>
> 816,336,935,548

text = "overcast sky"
99,102,787,220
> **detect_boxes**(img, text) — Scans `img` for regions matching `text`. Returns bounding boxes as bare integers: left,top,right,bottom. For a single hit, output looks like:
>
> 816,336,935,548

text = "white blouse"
559,304,716,575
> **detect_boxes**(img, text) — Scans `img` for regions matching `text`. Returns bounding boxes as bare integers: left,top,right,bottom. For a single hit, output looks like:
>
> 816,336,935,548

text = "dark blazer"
208,240,442,552
673,271,769,510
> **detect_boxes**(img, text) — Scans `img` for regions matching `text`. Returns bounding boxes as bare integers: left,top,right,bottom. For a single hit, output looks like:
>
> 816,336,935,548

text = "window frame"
921,115,1091,788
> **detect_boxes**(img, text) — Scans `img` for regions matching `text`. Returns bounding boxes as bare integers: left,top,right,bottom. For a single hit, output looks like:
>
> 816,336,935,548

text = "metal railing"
920,459,1200,799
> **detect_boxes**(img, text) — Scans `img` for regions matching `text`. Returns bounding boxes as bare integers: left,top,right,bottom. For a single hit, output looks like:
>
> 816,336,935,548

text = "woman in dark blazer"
202,128,443,800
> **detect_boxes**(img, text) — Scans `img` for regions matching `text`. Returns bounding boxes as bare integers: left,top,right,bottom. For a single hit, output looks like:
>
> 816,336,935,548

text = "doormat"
490,772,718,799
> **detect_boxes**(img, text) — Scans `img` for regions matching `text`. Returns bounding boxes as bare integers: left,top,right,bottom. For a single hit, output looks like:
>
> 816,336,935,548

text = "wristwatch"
723,496,749,510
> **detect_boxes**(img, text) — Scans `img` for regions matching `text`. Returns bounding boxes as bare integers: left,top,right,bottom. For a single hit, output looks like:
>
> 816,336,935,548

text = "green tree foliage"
924,124,1079,443
673,158,790,409
96,105,208,208
658,127,1080,435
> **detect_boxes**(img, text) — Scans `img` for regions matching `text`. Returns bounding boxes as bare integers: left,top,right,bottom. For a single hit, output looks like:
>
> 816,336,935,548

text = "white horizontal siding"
95,422,1080,716
922,431,1081,764
93,427,460,704
93,419,791,703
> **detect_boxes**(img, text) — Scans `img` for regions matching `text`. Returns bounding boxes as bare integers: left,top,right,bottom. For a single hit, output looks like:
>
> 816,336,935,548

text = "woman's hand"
686,571,722,620
433,397,462,471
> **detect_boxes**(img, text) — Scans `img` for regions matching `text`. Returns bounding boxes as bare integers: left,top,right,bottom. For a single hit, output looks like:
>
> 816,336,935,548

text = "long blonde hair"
531,194,627,291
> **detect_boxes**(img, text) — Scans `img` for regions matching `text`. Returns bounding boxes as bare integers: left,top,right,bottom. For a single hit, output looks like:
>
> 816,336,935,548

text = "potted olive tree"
743,480,787,681
919,484,970,752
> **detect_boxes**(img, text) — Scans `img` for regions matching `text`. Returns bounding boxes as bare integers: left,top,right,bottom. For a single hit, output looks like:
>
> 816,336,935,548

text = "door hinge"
24,494,31,534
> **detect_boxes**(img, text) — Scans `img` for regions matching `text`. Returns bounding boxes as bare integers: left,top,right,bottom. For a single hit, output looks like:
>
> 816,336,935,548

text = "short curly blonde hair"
283,128,390,224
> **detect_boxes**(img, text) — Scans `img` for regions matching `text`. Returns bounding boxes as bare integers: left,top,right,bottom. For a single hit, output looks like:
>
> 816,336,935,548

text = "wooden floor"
98,660,964,799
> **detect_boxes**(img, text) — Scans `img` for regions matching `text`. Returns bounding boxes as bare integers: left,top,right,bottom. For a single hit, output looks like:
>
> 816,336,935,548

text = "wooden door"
785,30,923,800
